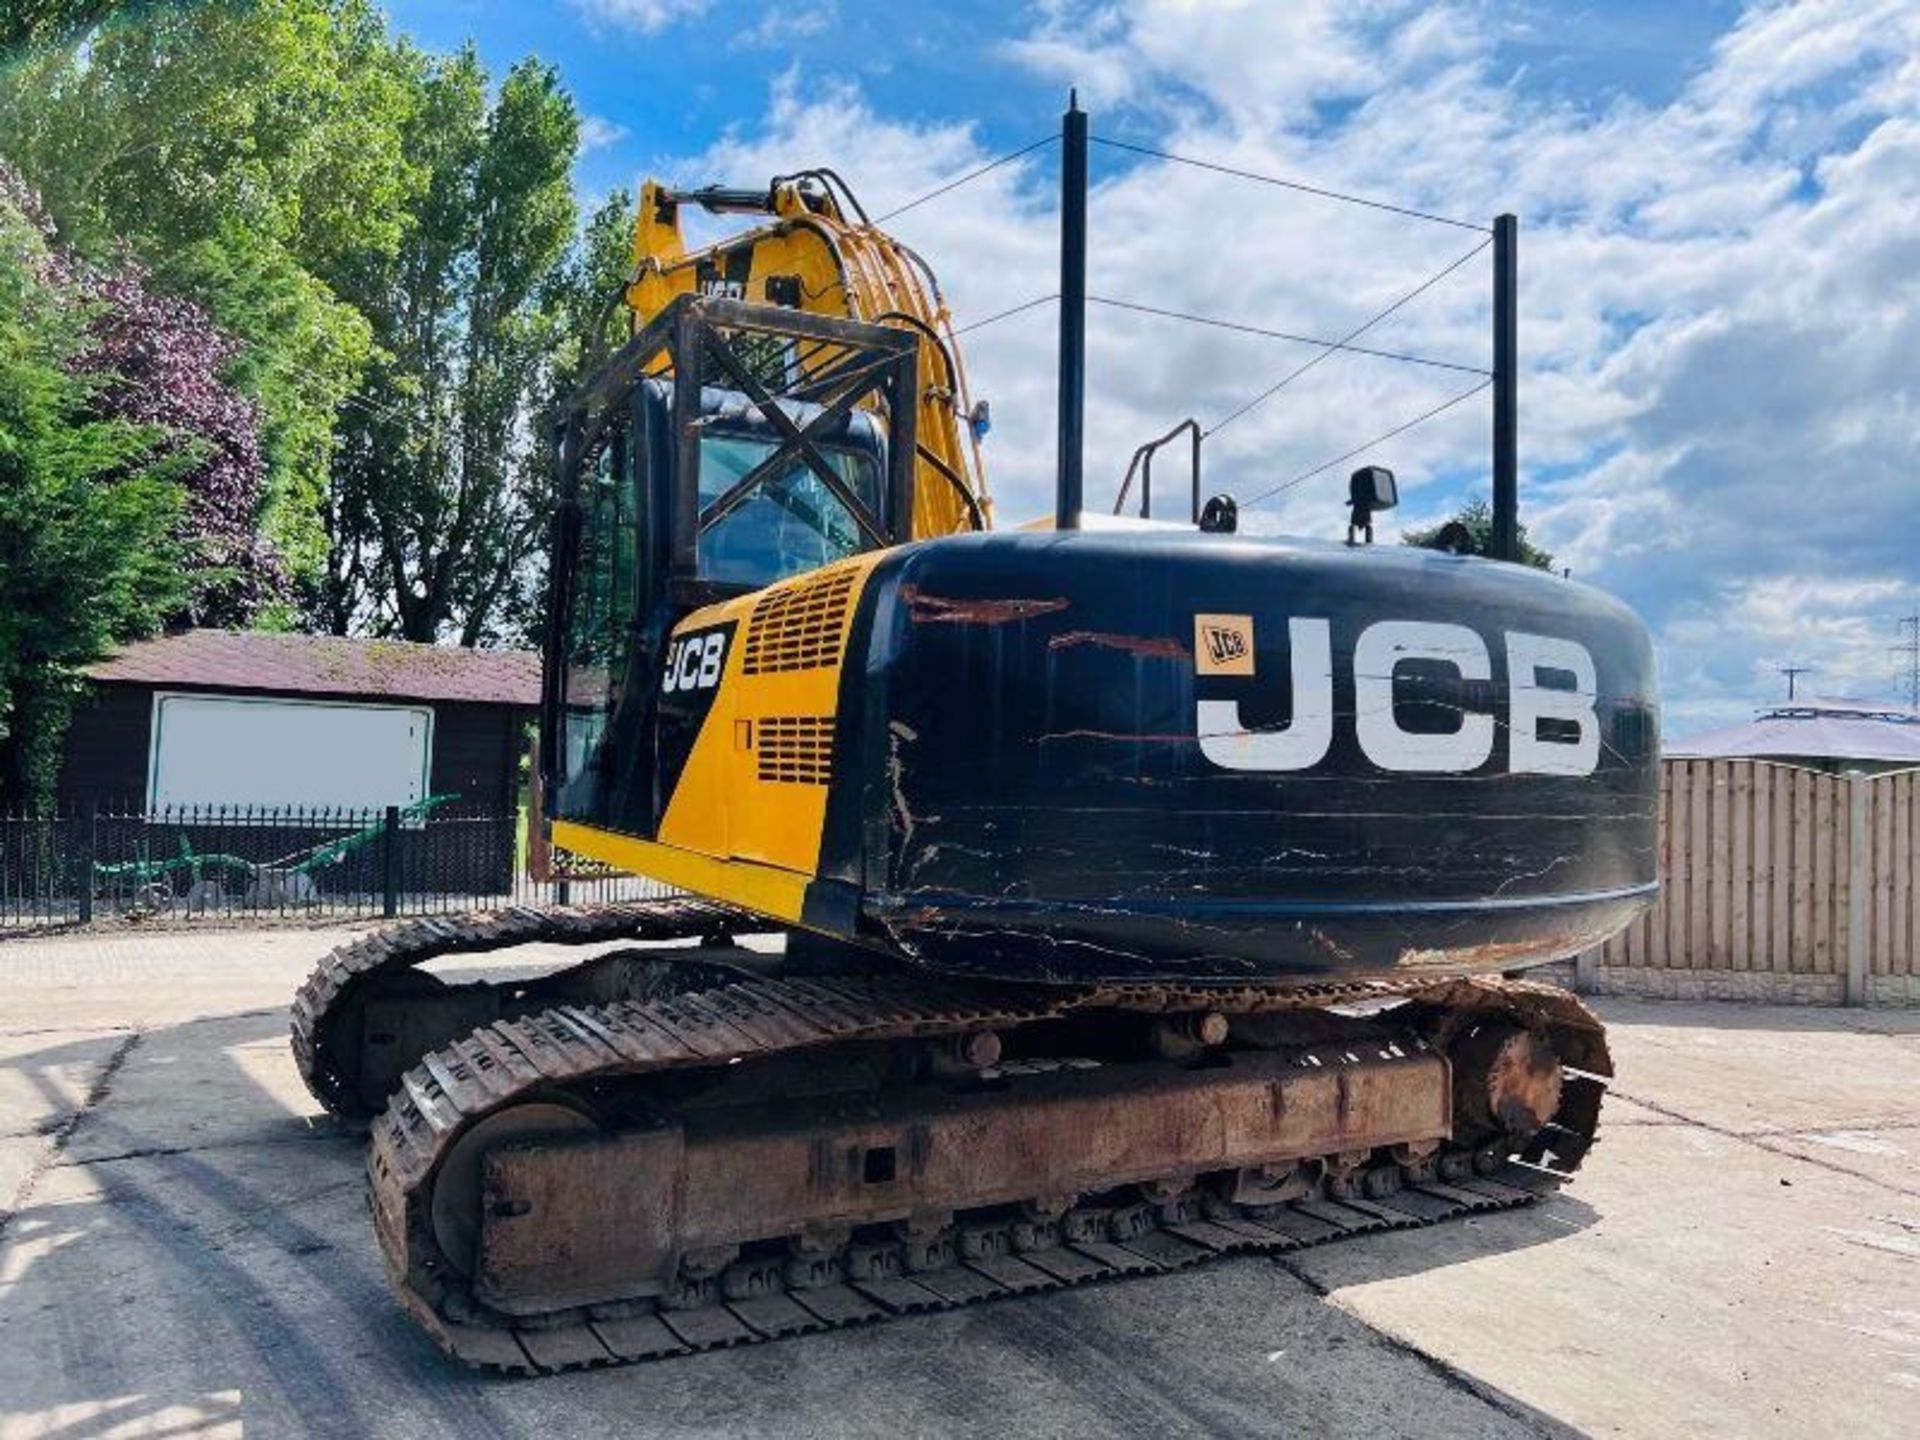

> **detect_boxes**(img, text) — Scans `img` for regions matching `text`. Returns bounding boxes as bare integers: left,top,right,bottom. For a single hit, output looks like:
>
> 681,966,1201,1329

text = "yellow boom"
624,175,992,538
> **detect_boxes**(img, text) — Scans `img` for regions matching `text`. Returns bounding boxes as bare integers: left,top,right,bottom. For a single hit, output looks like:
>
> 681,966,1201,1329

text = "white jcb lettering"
1196,619,1332,772
661,629,730,695
675,641,704,691
1195,616,1601,778
697,632,725,688
1507,631,1599,776
1354,621,1493,774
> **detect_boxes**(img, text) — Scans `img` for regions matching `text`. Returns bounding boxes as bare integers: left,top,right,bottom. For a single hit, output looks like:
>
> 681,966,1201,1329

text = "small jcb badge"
1194,614,1256,676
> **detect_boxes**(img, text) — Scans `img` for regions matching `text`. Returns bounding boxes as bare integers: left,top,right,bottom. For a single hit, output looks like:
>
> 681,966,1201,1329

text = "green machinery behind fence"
91,795,458,911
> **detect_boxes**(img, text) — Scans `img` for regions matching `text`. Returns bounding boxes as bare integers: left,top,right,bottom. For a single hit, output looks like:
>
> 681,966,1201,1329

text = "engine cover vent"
743,568,857,675
756,716,835,785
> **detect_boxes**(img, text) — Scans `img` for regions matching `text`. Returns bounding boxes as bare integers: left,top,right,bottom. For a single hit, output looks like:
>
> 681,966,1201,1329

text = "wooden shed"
60,629,539,816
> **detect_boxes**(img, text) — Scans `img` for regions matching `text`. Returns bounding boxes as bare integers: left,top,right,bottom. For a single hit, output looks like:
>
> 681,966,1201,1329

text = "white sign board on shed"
148,693,434,813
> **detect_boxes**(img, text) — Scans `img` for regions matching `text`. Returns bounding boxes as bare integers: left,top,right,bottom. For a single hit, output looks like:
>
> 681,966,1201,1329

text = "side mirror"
1346,466,1397,546
1349,465,1397,511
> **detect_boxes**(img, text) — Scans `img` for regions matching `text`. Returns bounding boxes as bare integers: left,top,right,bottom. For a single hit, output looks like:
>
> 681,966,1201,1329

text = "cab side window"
696,433,882,588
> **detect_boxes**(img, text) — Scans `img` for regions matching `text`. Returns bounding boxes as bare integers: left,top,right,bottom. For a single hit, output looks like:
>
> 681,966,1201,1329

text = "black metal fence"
0,804,673,931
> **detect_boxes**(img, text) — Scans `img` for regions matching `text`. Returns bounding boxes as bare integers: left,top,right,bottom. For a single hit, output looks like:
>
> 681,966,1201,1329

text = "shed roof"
1666,696,1920,765
87,629,540,707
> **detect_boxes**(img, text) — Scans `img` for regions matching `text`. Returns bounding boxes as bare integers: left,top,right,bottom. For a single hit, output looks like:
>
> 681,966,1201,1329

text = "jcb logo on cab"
662,629,728,694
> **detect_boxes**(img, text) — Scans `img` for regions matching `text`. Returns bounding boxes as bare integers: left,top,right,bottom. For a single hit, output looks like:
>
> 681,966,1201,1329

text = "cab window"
697,433,881,588
558,430,641,810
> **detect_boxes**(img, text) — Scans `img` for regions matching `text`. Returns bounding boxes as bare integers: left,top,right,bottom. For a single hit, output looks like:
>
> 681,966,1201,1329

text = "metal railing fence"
0,802,672,931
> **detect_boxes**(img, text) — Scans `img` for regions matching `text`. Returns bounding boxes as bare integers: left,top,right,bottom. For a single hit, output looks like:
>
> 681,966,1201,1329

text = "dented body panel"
838,530,1658,980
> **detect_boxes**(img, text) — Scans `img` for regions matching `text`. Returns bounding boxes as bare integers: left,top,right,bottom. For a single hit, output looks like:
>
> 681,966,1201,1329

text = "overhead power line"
952,292,1059,335
1243,378,1493,509
1208,237,1493,437
1085,294,1489,378
1089,135,1490,234
873,134,1059,224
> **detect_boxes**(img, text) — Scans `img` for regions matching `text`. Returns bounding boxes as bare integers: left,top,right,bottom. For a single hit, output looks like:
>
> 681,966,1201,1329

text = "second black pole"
1055,94,1088,530
1490,212,1518,562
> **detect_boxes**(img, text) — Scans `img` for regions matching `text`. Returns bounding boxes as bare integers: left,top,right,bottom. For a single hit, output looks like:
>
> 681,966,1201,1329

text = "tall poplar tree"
323,54,581,643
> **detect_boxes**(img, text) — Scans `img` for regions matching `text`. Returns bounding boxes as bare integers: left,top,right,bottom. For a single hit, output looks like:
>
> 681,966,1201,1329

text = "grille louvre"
756,716,835,785
743,567,857,675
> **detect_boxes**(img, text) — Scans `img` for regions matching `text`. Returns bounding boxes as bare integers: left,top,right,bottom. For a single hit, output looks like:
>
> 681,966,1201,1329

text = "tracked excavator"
292,168,1659,1373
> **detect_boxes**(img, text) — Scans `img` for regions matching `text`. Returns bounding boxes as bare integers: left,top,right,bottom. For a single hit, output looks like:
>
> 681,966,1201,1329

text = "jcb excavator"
293,168,1658,1373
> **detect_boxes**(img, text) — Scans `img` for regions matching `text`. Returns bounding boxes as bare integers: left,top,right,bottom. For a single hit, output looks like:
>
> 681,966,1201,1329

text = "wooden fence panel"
1901,772,1916,975
1666,762,1690,966
1730,762,1751,971
1696,761,1715,965
1574,758,1919,994
1792,768,1815,972
1872,776,1893,974
1872,769,1914,976
1813,772,1837,975
1768,764,1791,972
1708,760,1731,968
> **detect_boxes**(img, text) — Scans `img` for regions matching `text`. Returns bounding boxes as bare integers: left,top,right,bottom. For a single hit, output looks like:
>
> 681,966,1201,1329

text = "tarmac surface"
0,924,1915,1438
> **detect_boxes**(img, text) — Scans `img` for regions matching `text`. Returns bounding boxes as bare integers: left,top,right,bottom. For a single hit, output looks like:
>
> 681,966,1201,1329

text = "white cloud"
567,0,711,36
1659,574,1920,734
578,114,630,153
673,0,1920,728
732,5,836,50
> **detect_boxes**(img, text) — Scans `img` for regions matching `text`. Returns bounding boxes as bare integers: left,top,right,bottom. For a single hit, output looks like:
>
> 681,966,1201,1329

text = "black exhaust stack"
1055,94,1088,530
1490,212,1518,561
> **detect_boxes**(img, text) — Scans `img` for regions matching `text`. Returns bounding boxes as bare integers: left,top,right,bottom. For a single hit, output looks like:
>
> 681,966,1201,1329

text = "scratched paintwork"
822,529,1659,983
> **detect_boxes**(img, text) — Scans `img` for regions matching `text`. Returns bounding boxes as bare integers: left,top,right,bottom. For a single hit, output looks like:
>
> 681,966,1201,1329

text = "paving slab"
0,1029,131,1140
1288,1001,1920,1439
1594,999,1920,1134
0,1138,1550,1440
58,1013,329,1165
0,928,372,1031
1758,1124,1920,1199
1,928,1917,1438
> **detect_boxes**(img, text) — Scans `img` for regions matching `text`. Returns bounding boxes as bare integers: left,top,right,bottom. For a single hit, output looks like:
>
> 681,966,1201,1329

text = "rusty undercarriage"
293,900,1609,1375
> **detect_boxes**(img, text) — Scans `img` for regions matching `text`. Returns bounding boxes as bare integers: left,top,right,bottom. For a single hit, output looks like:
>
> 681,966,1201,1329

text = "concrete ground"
0,927,1915,1439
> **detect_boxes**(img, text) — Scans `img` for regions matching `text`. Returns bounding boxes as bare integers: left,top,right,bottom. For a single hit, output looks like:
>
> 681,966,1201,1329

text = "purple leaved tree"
75,266,288,628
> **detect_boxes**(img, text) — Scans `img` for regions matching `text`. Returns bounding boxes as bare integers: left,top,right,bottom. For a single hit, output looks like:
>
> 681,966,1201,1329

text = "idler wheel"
428,1098,599,1276
321,968,455,1117
1451,1022,1563,1141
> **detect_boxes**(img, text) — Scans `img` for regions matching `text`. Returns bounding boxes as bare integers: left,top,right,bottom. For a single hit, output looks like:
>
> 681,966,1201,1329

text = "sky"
385,0,1920,736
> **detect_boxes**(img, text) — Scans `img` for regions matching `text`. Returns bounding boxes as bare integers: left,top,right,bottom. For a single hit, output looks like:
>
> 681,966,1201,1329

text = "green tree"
0,0,421,610
322,53,581,643
1,1,125,54
1402,494,1556,570
0,177,184,809
488,186,639,646
4,3,615,648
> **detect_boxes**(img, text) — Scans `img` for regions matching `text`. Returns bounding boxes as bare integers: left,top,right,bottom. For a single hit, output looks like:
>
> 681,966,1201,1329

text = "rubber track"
368,970,1607,1375
290,899,753,1118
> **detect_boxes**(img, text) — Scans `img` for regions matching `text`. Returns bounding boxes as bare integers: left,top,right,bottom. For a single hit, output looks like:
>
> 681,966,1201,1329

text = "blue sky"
385,1,1920,733
388,1,1742,196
